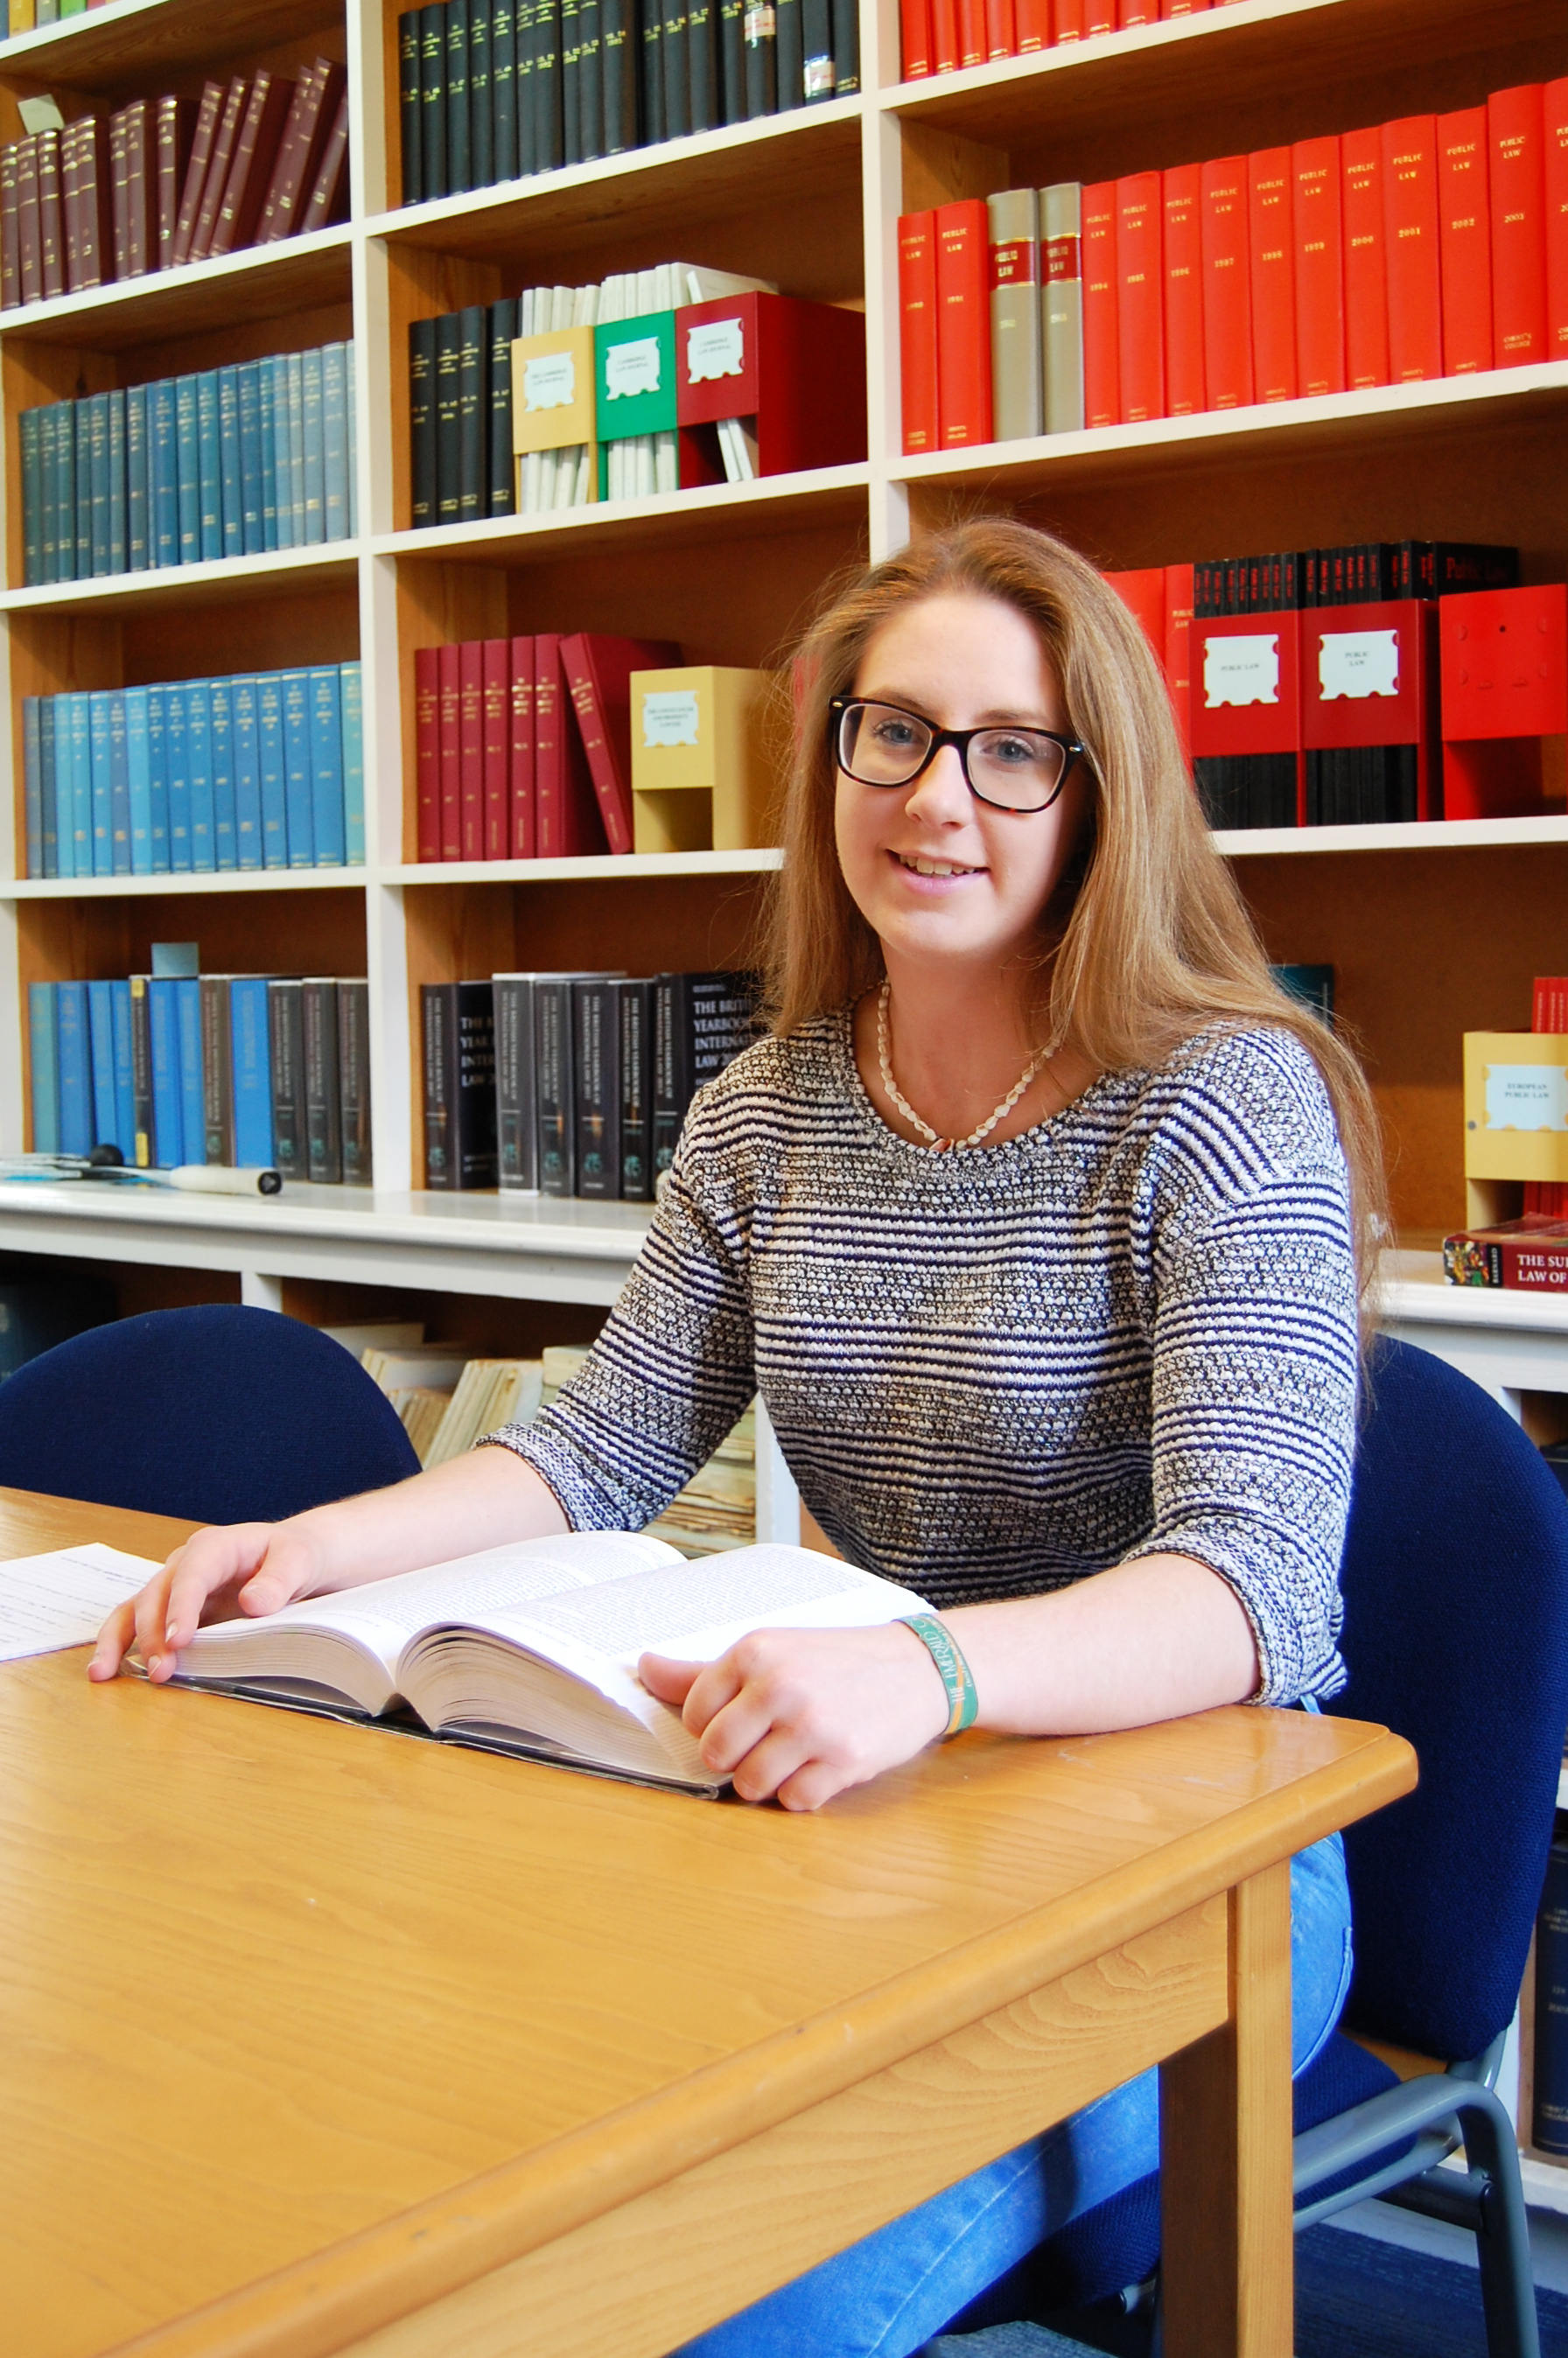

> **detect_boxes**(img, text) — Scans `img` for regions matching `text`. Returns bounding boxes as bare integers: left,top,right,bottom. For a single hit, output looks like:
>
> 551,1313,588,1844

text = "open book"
145,1533,930,1795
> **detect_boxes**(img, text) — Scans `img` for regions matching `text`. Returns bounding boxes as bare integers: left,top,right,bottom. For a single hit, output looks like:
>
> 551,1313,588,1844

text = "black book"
560,0,583,167
130,975,155,1168
743,0,776,115
662,0,690,139
494,973,539,1190
830,0,857,93
469,0,494,186
267,979,307,1180
400,8,424,203
487,297,518,515
534,0,564,172
303,978,343,1184
572,976,620,1199
456,301,487,525
601,0,638,151
774,0,802,108
640,0,666,143
410,314,438,528
801,0,831,98
446,0,472,194
718,0,745,122
420,2,449,200
200,976,235,1165
688,0,719,131
578,0,604,160
492,0,519,179
435,309,463,527
534,976,576,1195
617,978,654,1200
1535,1830,1568,2155
515,0,538,173
651,969,760,1176
423,981,497,1190
338,979,372,1185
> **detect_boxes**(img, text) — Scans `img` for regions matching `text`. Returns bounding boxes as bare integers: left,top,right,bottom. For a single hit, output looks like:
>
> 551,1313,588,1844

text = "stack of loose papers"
0,1543,155,1660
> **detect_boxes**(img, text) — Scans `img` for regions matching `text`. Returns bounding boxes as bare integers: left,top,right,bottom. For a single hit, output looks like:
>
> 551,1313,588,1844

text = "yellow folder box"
629,667,776,854
1463,1032,1568,1183
510,325,598,457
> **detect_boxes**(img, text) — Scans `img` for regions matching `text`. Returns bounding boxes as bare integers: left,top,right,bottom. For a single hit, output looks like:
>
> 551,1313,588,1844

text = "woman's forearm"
946,1553,1262,1735
284,1443,570,1592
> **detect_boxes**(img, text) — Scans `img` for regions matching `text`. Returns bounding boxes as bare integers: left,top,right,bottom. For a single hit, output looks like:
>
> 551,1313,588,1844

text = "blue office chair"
941,1335,1568,2358
0,1303,420,1523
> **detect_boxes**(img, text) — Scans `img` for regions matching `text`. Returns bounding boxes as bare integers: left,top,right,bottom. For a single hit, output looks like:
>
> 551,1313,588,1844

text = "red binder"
1437,107,1492,376
533,634,607,858
934,199,993,446
1104,565,1165,652
1116,171,1164,422
1292,135,1345,398
1440,584,1568,816
900,0,934,74
1490,85,1548,367
899,212,940,456
437,642,461,861
676,292,867,477
1189,611,1302,761
482,639,510,861
1341,126,1390,389
508,636,536,861
1299,598,1440,821
1548,78,1568,361
1163,163,1204,415
1249,146,1296,402
1382,115,1443,382
1200,155,1252,409
414,646,439,863
1082,180,1119,427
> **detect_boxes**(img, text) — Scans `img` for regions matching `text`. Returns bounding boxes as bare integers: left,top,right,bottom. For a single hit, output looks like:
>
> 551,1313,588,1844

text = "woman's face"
834,591,1089,981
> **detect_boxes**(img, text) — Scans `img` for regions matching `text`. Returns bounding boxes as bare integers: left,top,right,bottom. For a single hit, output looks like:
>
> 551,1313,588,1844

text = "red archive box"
675,294,867,486
1189,610,1302,758
1299,600,1441,820
1440,584,1568,816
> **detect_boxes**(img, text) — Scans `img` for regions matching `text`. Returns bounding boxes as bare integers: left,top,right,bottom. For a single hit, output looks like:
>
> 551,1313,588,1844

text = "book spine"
108,980,135,1162
302,978,343,1181
125,685,151,873
128,975,153,1164
435,309,462,526
535,978,574,1194
102,112,124,282
175,373,200,563
340,660,364,866
447,0,472,194
1161,163,1203,415
536,0,565,171
186,675,215,871
415,645,441,859
190,77,248,265
1549,77,1568,363
301,345,326,543
322,340,348,542
37,127,63,302
470,0,494,186
533,632,563,857
88,688,112,873
1490,82,1548,367
88,978,116,1153
579,0,606,154
617,978,654,1199
200,974,234,1162
1382,114,1442,382
456,301,487,524
56,979,92,1156
156,94,186,271
718,0,746,122
87,388,109,577
401,7,424,203
124,100,150,277
286,349,305,545
494,976,539,1189
1,143,19,312
268,980,307,1177
421,982,455,1187
799,0,830,101
150,377,177,568
438,640,463,857
410,314,438,528
898,210,939,456
19,406,40,585
1341,125,1390,388
900,0,932,74
934,197,992,447
1432,106,1492,381
74,395,92,578
986,186,1041,442
282,668,314,865
651,971,689,1176
418,10,447,199
196,367,221,560
1116,170,1163,422
482,638,510,858
258,672,288,867
217,363,242,559
147,976,183,1166
742,0,775,117
510,635,536,858
562,634,634,853
22,696,40,878
494,0,520,177
108,685,130,872
66,120,90,288
18,136,40,305
1082,178,1118,427
230,975,274,1169
1200,154,1251,408
487,297,516,515
774,0,801,108
337,979,371,1183
572,977,620,1197
1292,134,1344,397
38,694,58,877
1248,145,1295,403
308,662,346,866
144,687,168,871
125,381,148,571
458,638,485,858
29,983,59,1154
231,675,262,869
299,86,349,232
255,63,314,243
211,71,290,256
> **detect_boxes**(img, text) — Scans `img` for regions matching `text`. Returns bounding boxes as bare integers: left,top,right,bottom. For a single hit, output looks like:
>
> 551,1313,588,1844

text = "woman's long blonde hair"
763,517,1387,1315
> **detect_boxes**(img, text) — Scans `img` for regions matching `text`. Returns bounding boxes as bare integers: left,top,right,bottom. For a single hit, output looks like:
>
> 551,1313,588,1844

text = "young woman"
91,519,1382,2355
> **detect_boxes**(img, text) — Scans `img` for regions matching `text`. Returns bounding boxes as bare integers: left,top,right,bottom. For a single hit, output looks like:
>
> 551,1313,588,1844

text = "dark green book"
492,0,518,178
19,406,42,587
88,391,110,579
688,0,718,130
775,0,802,108
514,0,538,174
572,977,620,1200
456,302,486,525
801,0,830,97
421,1,449,198
534,0,564,171
743,0,776,116
175,374,200,564
662,0,690,137
718,0,744,122
302,978,342,1184
560,0,582,166
435,310,462,526
616,978,654,1200
468,0,494,186
603,0,639,150
830,0,858,95
487,297,517,515
640,0,665,143
446,0,472,193
578,0,603,158
337,979,372,1185
126,383,149,572
410,315,438,528
400,7,424,201
74,396,93,578
107,387,127,576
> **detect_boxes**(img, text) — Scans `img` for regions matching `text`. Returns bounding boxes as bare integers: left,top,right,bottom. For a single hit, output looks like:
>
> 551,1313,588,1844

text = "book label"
605,336,662,398
686,318,746,381
1044,234,1080,281
1204,635,1280,707
990,239,1037,287
1318,631,1400,700
1485,1064,1568,1130
642,689,702,745
523,353,577,409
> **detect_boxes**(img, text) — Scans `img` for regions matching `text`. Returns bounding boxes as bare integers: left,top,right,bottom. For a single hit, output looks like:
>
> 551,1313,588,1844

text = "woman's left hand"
638,1622,952,1810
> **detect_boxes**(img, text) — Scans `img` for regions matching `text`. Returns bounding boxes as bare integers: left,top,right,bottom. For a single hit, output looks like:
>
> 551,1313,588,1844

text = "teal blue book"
231,676,262,869
66,691,92,878
256,671,287,867
88,689,114,875
270,355,292,550
37,403,58,583
282,668,314,866
29,984,60,1155
108,689,130,874
218,365,242,560
185,677,216,871
229,976,274,1167
321,343,348,544
260,358,279,552
125,685,152,875
301,346,326,546
150,379,178,569
147,978,183,1167
175,374,200,563
110,980,135,1162
126,384,149,571
88,979,117,1153
20,407,42,586
175,978,204,1165
23,697,41,878
38,696,58,878
308,665,345,866
146,687,169,871
209,677,237,871
164,681,191,873
346,344,358,535
237,360,262,555
196,370,221,563
107,388,127,574
56,981,93,1156
340,661,364,865
74,398,91,578
286,351,305,549
88,392,110,578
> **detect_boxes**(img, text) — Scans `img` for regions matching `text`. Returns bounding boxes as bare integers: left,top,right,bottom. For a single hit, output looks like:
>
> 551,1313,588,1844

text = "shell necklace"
876,981,1051,1153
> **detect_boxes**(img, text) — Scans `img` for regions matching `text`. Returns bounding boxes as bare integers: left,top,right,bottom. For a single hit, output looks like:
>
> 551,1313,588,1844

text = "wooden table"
0,1488,1417,2358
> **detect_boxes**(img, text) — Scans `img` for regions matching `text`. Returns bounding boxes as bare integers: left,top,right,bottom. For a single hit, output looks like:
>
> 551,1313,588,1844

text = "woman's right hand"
88,1518,329,1684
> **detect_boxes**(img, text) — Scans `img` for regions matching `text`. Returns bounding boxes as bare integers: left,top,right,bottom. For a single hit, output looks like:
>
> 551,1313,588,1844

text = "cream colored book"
139,1535,930,1795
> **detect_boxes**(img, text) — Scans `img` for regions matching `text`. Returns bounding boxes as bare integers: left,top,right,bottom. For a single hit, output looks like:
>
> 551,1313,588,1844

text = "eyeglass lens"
837,702,1067,813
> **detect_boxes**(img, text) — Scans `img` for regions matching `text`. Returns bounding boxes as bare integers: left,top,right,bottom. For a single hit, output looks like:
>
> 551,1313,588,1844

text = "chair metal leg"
1455,2093,1542,2358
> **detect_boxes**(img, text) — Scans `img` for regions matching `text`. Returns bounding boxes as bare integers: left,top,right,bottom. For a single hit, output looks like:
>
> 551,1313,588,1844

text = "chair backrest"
0,1305,420,1525
1332,1333,1568,2062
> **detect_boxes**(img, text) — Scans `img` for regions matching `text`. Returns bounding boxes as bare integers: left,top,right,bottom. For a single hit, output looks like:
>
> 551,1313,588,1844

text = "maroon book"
71,119,112,294
17,136,42,306
208,72,294,257
509,637,536,860
156,94,192,273
0,143,18,311
256,59,344,244
37,128,64,302
560,633,682,857
170,81,223,269
299,83,349,234
122,99,150,278
106,109,128,281
187,77,248,263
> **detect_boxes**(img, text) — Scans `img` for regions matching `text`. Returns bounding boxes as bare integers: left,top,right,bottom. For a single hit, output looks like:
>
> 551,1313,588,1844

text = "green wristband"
899,1614,979,1738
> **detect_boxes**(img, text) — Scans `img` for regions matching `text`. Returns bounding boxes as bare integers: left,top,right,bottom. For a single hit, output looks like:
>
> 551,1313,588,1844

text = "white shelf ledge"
1215,815,1568,857
373,464,870,565
1380,1251,1568,1338
9,867,363,898
0,542,359,615
385,849,782,886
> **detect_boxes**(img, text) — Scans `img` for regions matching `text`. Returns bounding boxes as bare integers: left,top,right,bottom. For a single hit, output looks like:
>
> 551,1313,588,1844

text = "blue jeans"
673,1831,1353,2358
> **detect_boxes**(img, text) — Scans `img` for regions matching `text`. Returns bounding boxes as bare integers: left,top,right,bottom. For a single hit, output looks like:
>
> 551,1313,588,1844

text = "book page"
0,1544,160,1662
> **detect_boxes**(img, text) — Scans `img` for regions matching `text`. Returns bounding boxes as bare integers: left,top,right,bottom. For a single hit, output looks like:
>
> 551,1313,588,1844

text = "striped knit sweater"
490,1008,1359,1705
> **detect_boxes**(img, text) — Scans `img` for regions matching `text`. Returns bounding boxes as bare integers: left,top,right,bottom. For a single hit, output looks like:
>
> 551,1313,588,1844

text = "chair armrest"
1294,2069,1516,2211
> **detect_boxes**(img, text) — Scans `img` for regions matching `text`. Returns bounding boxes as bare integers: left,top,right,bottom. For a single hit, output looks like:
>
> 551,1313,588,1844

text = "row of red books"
899,0,1227,79
413,633,680,864
0,60,346,310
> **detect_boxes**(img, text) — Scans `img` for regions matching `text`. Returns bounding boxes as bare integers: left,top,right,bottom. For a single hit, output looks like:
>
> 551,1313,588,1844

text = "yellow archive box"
511,325,598,499
629,666,775,853
1463,1032,1568,1184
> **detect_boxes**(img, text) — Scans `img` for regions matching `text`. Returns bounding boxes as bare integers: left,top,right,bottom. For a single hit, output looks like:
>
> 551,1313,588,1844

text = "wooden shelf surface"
374,465,871,568
0,542,359,615
0,0,342,89
0,224,353,353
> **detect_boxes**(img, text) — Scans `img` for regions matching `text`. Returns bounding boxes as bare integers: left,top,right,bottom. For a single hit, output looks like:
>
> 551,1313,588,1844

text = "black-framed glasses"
830,696,1086,815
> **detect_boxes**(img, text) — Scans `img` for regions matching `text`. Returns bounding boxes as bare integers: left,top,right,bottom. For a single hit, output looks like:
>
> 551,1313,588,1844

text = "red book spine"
189,77,248,265
900,0,934,74
1084,0,1114,31
1200,155,1251,408
1,146,18,312
1292,134,1344,398
1115,171,1163,422
1119,0,1157,22
103,115,123,284
509,636,536,860
956,0,985,67
934,198,992,447
438,642,461,859
562,636,634,856
1015,0,1049,48
1161,0,1210,13
482,638,510,860
1547,78,1568,362
931,0,960,73
157,96,190,274
37,129,63,302
534,633,563,858
1341,126,1390,389
1489,83,1548,367
124,100,149,279
172,82,223,269
1382,114,1442,382
984,0,1015,57
1437,106,1492,376
1162,162,1203,416
458,639,485,861
299,85,349,234
1163,562,1194,752
1082,179,1118,425
17,139,40,307
414,647,439,862
1104,566,1165,650
1248,145,1295,402
899,212,940,456
1052,0,1084,33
